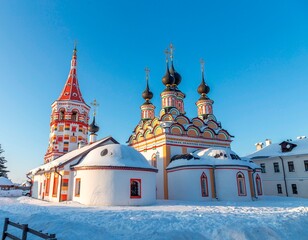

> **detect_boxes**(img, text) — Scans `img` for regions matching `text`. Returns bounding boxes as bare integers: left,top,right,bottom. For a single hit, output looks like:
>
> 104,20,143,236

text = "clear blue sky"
1,0,308,183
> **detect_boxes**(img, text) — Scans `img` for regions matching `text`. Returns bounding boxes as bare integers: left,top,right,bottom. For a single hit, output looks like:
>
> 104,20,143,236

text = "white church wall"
67,171,75,201
32,174,47,200
73,169,156,206
215,168,251,201
32,174,41,199
168,168,212,201
169,146,184,156
140,146,164,199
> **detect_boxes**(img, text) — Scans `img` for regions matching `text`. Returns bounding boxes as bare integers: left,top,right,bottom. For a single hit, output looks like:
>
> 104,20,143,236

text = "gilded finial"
145,67,150,81
90,99,99,117
200,58,205,73
164,48,170,63
73,40,78,56
169,43,175,61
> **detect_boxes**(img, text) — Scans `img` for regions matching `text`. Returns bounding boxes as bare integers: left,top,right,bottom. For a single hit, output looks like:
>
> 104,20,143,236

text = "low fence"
2,218,57,240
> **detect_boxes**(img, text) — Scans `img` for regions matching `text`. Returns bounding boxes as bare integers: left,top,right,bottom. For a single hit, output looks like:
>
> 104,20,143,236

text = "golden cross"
169,43,175,60
145,67,150,80
90,99,99,116
164,48,170,62
200,58,205,72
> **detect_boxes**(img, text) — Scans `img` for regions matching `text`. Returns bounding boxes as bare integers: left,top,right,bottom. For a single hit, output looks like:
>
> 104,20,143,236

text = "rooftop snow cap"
194,147,241,160
167,147,260,170
76,144,156,169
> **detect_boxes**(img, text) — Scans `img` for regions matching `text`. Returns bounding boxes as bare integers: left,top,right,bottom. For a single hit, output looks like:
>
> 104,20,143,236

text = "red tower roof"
58,48,86,103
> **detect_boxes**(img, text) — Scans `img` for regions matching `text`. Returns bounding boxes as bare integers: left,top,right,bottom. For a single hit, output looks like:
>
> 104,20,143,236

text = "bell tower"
196,59,214,120
140,67,155,121
44,46,90,163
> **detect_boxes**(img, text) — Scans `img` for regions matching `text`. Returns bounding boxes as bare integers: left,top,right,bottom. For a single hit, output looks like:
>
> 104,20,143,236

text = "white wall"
168,168,212,201
215,168,251,201
32,174,45,199
73,169,156,206
254,155,308,198
141,146,164,199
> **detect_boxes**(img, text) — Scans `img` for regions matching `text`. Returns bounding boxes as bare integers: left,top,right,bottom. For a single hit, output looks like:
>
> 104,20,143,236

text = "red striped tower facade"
44,47,90,163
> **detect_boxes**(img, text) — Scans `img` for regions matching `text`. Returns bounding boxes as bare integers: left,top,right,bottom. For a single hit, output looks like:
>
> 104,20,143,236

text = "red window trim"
39,182,42,196
200,172,209,197
236,172,247,196
75,178,81,197
130,178,142,199
256,174,262,195
52,174,58,197
45,175,50,196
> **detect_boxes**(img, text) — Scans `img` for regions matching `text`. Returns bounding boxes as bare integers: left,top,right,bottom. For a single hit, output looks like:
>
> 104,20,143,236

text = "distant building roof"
0,177,14,186
246,138,308,159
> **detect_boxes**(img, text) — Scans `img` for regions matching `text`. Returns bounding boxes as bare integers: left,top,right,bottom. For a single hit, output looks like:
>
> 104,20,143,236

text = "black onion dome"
88,116,99,134
142,80,153,101
170,62,182,86
162,63,175,86
197,73,210,96
142,89,153,100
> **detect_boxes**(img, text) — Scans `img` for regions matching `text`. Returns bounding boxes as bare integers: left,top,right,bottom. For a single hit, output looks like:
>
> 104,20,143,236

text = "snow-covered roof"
21,181,31,187
75,144,156,170
167,147,260,170
28,136,118,175
0,177,14,186
245,138,308,159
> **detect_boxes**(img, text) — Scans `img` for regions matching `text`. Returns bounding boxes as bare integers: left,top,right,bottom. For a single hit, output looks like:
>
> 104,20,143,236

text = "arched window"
45,174,51,196
59,110,65,120
236,172,247,196
151,153,157,168
71,110,78,122
130,179,141,198
200,172,209,197
256,174,262,195
52,174,59,197
75,178,81,197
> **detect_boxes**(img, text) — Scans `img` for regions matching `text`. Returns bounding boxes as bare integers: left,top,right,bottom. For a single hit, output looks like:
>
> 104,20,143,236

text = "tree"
0,144,9,177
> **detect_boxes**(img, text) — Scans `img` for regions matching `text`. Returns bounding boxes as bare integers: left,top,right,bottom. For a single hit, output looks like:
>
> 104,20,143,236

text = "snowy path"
0,197,307,240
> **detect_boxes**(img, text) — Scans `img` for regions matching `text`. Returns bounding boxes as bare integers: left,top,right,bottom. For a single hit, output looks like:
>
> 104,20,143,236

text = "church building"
28,45,262,205
128,44,262,201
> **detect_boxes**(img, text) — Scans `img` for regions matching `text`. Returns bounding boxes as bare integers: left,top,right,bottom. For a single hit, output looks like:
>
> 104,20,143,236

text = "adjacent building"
247,138,308,198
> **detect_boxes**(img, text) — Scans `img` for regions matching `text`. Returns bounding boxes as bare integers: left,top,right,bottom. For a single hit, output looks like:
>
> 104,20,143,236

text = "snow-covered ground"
0,197,307,240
